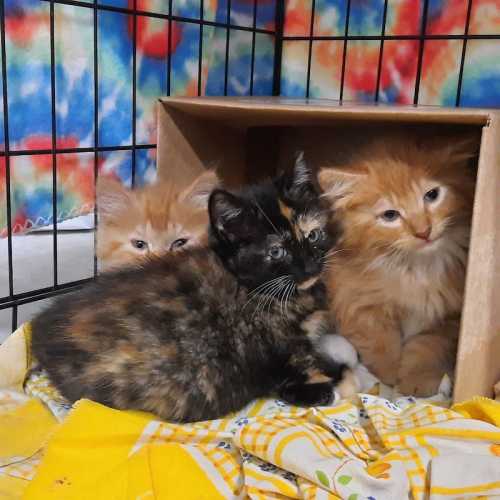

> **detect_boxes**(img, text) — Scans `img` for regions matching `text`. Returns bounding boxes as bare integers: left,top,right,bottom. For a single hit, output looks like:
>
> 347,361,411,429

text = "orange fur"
319,138,477,395
97,170,218,271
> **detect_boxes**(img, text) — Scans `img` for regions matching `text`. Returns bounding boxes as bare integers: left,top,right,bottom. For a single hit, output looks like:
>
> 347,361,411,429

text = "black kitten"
31,153,345,423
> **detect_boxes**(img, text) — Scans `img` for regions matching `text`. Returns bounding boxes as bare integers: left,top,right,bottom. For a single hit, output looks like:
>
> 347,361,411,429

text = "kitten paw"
318,334,359,368
397,370,445,397
279,382,334,407
335,368,361,398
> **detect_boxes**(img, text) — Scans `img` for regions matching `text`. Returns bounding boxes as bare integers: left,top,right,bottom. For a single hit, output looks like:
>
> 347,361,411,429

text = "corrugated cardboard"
157,96,500,403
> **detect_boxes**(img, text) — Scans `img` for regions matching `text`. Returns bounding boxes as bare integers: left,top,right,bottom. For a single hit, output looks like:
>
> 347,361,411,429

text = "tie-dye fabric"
0,0,276,235
1,0,499,235
282,0,500,106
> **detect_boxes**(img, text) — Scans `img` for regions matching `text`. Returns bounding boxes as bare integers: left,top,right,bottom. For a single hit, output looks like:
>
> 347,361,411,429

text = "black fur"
31,153,345,422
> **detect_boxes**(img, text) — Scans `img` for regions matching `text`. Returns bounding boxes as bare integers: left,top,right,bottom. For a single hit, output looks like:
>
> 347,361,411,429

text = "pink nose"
415,226,431,240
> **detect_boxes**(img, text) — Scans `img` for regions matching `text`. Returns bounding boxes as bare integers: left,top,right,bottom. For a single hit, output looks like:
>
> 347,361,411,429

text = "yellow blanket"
2,324,500,500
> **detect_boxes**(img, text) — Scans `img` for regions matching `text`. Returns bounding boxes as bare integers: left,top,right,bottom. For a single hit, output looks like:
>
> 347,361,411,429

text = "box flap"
454,114,500,402
159,97,495,126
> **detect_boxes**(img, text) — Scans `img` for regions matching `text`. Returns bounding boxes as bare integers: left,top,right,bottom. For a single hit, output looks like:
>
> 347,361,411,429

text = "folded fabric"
3,323,500,500
0,392,57,499
0,323,31,392
453,397,500,427
428,453,500,499
23,394,500,500
0,323,57,499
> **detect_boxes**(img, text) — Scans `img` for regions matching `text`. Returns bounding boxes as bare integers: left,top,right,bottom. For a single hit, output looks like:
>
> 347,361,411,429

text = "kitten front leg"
278,344,347,407
279,380,335,407
298,309,362,400
338,307,402,386
397,318,459,397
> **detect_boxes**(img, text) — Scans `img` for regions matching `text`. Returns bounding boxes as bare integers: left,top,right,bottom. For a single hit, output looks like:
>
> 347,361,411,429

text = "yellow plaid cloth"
22,395,500,500
2,323,500,499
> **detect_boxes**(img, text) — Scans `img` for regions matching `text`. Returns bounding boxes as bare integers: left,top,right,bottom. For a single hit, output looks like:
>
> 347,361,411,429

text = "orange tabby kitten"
319,139,476,396
97,170,218,270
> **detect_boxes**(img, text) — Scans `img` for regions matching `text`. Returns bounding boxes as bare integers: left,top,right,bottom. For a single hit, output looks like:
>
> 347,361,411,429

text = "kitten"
319,139,476,396
32,154,348,423
96,170,218,270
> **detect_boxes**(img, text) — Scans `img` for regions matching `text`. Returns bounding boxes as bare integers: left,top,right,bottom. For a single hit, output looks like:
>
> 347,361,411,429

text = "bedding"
1,323,500,500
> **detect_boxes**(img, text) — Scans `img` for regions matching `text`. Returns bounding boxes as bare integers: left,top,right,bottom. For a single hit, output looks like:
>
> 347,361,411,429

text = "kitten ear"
179,170,219,209
318,167,364,204
208,189,250,242
96,176,133,220
290,150,312,187
278,151,316,201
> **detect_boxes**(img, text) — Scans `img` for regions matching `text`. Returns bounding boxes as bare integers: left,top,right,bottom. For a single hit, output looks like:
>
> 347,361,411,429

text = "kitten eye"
170,238,188,250
307,228,323,243
131,239,148,251
380,210,400,222
424,187,440,203
269,246,286,260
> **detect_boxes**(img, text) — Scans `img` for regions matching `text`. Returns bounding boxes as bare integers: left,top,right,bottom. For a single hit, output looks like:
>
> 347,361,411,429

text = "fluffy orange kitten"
97,171,218,270
319,139,476,396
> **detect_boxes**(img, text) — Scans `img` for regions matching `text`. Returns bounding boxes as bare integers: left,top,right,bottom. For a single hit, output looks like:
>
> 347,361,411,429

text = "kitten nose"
415,226,431,240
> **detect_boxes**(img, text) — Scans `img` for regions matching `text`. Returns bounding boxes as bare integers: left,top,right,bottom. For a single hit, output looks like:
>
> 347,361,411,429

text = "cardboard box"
157,96,500,402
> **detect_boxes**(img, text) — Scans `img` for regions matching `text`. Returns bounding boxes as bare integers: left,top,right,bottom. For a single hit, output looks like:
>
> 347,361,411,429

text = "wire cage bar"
0,0,498,335
0,0,282,334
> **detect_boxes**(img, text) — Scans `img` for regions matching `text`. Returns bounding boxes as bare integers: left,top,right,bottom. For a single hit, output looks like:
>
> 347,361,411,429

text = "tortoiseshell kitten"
31,153,346,423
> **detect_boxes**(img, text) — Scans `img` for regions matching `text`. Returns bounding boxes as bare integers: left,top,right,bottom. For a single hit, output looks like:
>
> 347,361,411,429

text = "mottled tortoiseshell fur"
32,154,345,422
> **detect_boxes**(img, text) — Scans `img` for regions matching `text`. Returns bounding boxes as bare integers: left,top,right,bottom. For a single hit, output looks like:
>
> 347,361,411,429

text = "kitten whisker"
281,281,292,319
279,278,293,320
252,281,285,321
266,280,289,314
279,281,287,319
322,247,350,263
247,275,290,295
250,278,287,317
284,282,296,316
243,275,290,308
322,251,346,265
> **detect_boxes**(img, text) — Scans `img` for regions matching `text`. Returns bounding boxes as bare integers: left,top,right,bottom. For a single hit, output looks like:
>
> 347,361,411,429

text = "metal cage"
0,0,496,334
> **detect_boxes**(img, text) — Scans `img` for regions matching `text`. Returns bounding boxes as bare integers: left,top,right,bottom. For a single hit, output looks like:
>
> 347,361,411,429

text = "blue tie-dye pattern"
427,0,445,24
252,34,274,95
8,61,52,148
215,0,229,23
171,23,199,94
348,0,384,36
0,0,275,233
173,0,201,18
5,0,39,12
56,66,95,145
281,79,306,98
98,11,133,147
461,74,500,107
380,85,400,103
316,0,347,36
230,0,253,26
4,0,496,236
100,0,128,7
257,1,276,29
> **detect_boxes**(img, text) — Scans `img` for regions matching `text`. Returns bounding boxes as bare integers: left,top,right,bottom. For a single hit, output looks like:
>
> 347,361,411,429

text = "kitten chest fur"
329,241,466,343
387,256,465,339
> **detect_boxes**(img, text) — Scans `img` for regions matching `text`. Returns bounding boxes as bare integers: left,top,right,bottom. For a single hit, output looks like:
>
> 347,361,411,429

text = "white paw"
319,334,358,368
336,368,361,398
353,364,379,393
